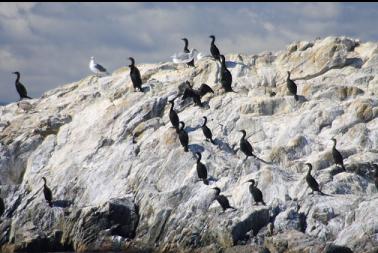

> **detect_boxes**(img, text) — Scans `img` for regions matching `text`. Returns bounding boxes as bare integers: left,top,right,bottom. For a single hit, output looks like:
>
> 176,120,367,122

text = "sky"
1,2,378,104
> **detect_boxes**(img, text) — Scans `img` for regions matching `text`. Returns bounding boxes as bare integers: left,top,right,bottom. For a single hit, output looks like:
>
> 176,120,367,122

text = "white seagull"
171,49,199,64
89,56,109,77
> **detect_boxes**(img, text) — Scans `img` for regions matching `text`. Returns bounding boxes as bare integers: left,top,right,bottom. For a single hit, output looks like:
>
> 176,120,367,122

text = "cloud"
0,3,377,103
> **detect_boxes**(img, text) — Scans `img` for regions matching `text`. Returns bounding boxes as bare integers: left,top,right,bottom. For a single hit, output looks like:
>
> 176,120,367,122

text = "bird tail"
211,139,216,145
294,94,298,101
231,206,237,211
184,146,188,152
175,127,180,134
262,201,266,206
203,179,209,185
341,164,346,171
48,201,53,207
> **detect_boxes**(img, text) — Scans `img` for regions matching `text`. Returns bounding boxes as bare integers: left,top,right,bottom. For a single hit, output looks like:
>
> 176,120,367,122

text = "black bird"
373,164,378,190
286,71,298,101
239,130,255,160
196,152,209,185
178,121,189,152
168,98,180,133
209,35,221,61
182,82,203,107
12,72,32,100
245,179,266,205
182,38,195,67
42,177,53,207
201,116,215,144
182,81,214,107
220,55,235,92
212,187,237,213
128,57,143,92
305,163,326,195
0,190,4,217
198,83,214,97
325,244,353,253
331,138,346,171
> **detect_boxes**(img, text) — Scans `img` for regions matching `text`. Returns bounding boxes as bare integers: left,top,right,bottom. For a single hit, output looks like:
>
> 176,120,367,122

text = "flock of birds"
3,35,378,253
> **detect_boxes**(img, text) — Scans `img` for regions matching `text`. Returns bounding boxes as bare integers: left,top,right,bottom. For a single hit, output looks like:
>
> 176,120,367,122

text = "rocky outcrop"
0,36,377,252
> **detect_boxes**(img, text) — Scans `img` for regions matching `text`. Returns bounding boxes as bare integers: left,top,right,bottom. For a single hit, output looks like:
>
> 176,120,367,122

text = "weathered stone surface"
0,36,377,252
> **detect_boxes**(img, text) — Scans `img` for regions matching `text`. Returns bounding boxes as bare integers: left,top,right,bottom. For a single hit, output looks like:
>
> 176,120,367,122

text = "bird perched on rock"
201,116,215,144
211,187,237,213
128,57,143,92
195,152,209,185
331,138,346,171
220,55,235,92
178,121,189,152
89,56,109,77
239,130,255,160
209,35,221,61
12,72,32,100
42,177,53,207
182,81,214,107
286,71,298,101
182,38,195,67
305,163,327,196
168,97,180,133
245,179,266,205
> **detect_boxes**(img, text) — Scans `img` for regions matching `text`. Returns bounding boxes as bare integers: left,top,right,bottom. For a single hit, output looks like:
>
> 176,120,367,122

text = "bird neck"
15,73,20,83
307,167,312,176
170,101,174,111
211,37,215,44
202,117,207,127
287,73,291,80
332,140,336,149
241,131,246,140
197,153,201,163
183,40,189,51
180,123,185,130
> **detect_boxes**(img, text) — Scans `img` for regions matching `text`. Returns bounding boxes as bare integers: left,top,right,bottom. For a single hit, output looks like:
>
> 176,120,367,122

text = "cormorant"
182,84,203,107
286,71,298,101
89,56,109,77
209,35,221,61
182,82,214,107
168,98,180,133
305,163,326,195
0,190,4,217
220,55,234,92
196,152,209,185
201,116,215,144
182,38,195,67
212,187,237,213
198,83,214,97
178,121,189,152
129,57,143,92
331,138,346,171
245,179,266,205
12,72,32,100
373,164,378,190
42,177,53,207
325,244,353,253
239,130,255,160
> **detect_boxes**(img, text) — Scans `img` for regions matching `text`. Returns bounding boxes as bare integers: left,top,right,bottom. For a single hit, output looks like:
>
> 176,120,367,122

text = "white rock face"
0,36,377,253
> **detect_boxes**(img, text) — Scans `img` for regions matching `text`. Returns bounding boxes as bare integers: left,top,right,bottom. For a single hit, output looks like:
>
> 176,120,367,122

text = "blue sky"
1,2,378,104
